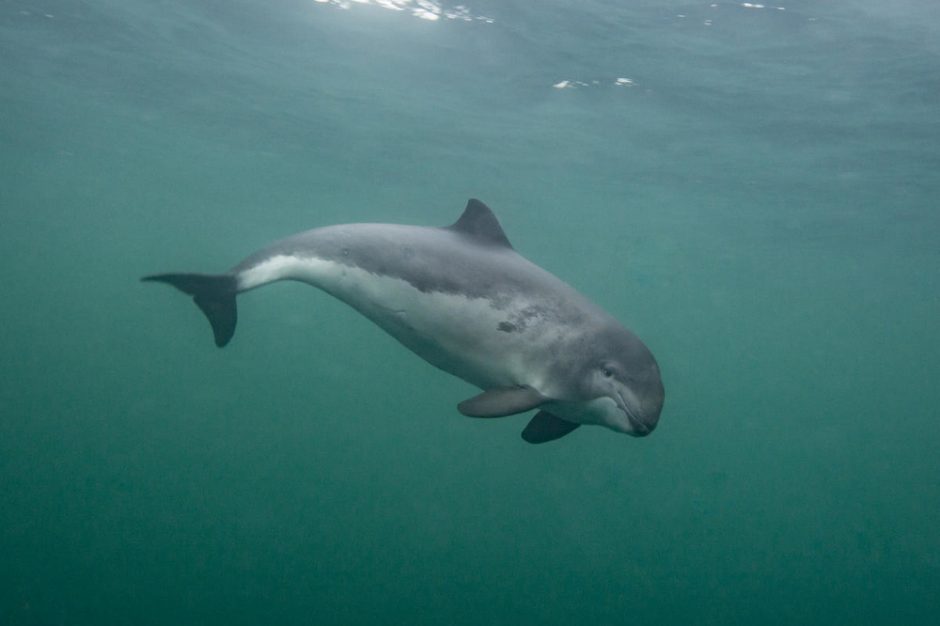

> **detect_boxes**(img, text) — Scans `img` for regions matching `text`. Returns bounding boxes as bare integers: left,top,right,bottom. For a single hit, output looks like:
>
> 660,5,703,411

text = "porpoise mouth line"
616,391,649,434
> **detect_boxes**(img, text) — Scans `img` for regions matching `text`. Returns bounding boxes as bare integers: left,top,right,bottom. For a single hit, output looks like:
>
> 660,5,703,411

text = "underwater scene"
1,0,939,624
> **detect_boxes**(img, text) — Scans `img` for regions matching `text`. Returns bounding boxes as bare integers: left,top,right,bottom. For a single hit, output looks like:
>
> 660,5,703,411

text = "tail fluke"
141,273,238,347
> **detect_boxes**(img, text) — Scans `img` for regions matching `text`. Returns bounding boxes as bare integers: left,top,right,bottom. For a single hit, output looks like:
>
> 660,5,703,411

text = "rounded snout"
624,408,657,437
620,379,664,438
628,416,654,437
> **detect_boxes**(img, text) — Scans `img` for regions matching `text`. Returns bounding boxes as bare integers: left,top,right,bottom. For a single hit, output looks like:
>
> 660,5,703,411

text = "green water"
2,1,939,624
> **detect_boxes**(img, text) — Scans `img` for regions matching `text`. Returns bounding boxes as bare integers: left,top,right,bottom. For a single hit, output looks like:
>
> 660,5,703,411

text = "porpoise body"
143,199,664,443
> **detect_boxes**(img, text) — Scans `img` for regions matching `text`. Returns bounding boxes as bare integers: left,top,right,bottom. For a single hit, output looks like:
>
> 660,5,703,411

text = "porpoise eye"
602,367,614,378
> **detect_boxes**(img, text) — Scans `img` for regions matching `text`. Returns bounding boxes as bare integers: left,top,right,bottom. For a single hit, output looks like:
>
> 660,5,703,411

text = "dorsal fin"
447,199,513,249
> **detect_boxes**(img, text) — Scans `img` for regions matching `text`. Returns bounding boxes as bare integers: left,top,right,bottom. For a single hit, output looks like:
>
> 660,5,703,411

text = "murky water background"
2,1,939,624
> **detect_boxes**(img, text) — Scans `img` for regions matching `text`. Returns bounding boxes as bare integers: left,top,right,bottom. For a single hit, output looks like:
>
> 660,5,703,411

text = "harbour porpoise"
143,199,664,443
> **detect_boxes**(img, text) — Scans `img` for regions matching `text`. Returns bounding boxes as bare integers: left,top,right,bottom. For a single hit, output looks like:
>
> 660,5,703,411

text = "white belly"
238,254,563,391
